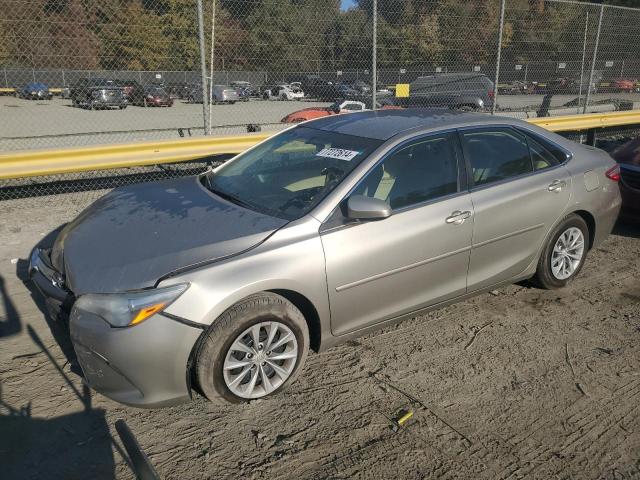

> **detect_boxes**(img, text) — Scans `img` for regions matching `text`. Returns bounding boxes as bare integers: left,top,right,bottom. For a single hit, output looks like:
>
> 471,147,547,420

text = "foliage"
0,0,639,72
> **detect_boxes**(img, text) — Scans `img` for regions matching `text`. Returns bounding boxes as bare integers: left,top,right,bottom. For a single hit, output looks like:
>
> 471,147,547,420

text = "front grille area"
621,165,640,190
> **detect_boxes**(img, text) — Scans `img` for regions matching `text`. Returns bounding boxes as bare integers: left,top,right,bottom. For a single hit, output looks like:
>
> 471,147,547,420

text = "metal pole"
577,12,589,115
372,0,377,110
524,63,528,83
584,5,603,114
208,0,216,135
196,0,211,135
621,59,625,77
491,0,506,115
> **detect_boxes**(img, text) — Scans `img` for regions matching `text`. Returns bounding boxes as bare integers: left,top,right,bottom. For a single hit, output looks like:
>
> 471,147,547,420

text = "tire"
195,292,309,404
533,214,589,289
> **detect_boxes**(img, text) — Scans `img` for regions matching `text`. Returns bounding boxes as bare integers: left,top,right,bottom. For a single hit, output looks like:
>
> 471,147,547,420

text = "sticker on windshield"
316,147,361,161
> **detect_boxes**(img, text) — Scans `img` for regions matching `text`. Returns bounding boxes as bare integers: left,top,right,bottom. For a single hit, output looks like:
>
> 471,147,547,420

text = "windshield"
205,126,382,221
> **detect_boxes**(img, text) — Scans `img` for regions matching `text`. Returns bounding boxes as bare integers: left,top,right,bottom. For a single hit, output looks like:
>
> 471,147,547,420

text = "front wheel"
195,292,309,404
533,214,589,289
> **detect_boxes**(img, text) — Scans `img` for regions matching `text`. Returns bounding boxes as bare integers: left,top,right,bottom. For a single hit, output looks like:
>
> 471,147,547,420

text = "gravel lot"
0,184,639,479
2,91,640,151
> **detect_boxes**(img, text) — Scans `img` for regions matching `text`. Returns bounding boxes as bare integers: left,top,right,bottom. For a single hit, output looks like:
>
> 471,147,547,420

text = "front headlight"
75,283,189,328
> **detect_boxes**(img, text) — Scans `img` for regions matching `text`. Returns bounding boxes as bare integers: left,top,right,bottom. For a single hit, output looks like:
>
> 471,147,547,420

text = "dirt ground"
0,191,639,480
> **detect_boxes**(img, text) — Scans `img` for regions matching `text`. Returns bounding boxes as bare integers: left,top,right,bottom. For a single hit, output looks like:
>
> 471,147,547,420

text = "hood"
52,176,286,295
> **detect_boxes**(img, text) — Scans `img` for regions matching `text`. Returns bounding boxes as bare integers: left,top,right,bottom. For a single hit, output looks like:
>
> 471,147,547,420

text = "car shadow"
0,274,22,338
612,220,640,239
0,324,130,479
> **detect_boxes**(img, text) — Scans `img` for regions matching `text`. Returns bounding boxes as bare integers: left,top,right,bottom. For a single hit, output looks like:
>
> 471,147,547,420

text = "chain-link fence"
2,0,640,153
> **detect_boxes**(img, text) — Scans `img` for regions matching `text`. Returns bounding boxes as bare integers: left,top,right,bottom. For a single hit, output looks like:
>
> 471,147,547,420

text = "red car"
280,100,402,123
611,78,637,93
610,137,640,222
281,100,367,123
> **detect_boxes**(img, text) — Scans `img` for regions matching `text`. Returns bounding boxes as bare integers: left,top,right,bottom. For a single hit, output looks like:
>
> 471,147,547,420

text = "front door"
321,132,474,336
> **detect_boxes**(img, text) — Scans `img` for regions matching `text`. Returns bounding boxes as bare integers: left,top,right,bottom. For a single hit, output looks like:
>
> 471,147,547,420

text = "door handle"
445,210,472,225
548,180,567,192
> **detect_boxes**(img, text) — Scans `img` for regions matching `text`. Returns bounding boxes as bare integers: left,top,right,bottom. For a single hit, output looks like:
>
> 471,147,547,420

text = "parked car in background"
393,73,494,111
346,80,372,95
188,85,240,104
166,82,196,100
497,81,533,95
289,75,339,100
611,78,637,93
114,80,143,102
83,87,127,110
231,81,259,100
263,83,304,101
281,99,366,123
28,110,620,408
610,137,640,222
18,82,53,100
130,85,173,107
334,83,361,100
70,78,118,107
533,77,579,95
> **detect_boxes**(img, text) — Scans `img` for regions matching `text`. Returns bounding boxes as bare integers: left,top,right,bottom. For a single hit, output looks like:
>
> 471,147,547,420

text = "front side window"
461,128,532,187
206,127,382,220
353,133,459,210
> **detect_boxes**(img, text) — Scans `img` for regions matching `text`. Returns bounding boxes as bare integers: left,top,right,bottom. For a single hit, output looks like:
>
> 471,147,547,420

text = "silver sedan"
29,109,622,407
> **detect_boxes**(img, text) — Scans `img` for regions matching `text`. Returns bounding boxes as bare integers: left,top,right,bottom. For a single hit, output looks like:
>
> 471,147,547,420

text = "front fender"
161,219,332,348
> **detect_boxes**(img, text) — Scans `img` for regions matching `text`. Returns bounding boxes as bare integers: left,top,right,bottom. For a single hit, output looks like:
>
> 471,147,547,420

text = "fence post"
372,0,377,110
208,0,216,135
3,69,7,88
577,12,589,115
196,0,211,135
584,4,603,114
491,0,506,115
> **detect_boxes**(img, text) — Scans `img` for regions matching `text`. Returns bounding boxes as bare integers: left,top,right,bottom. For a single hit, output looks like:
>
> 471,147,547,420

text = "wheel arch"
571,209,596,249
268,289,322,352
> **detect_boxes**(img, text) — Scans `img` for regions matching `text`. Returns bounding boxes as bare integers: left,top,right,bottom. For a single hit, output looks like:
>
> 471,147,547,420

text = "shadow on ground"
0,225,139,480
613,220,640,239
0,325,126,480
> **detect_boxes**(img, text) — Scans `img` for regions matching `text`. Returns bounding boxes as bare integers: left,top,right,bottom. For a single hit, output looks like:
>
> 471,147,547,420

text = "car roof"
307,108,523,141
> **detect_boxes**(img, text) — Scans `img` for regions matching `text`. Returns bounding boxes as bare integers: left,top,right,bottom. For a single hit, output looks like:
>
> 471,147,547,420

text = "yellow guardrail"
0,134,270,180
1,110,639,181
528,109,640,132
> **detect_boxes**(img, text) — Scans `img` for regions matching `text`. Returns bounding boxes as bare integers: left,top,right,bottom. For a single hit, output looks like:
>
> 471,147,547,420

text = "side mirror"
347,195,391,220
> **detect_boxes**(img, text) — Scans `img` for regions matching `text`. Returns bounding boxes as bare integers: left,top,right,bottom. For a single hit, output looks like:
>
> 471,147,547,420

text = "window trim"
457,125,569,192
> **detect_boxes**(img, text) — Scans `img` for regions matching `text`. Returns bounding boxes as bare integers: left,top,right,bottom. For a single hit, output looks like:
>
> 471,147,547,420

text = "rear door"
321,132,474,336
459,127,571,290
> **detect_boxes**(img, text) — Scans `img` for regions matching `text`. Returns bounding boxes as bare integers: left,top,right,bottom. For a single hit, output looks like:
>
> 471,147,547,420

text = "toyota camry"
29,109,621,407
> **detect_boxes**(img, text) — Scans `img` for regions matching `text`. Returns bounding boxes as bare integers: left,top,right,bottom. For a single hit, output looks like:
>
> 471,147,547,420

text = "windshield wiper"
204,173,256,211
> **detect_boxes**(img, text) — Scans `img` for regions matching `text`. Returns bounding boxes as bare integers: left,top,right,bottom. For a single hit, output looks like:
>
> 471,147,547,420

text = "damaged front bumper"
28,248,202,408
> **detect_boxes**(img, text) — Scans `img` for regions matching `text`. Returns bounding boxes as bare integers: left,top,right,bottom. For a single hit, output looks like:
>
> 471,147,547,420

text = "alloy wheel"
222,321,298,399
551,227,585,280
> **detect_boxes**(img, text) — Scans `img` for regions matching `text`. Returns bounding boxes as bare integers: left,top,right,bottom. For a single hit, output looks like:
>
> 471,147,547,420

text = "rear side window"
461,128,532,187
527,136,560,171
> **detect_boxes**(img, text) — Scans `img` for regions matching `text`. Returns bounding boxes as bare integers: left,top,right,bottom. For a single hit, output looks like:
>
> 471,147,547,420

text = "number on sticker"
316,148,361,161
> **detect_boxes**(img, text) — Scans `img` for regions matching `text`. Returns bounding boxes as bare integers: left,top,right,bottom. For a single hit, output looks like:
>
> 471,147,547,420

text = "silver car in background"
188,84,240,104
29,110,621,407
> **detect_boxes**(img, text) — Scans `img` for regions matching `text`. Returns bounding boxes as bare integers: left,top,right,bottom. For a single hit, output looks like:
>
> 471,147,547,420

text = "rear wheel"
533,214,589,289
195,292,309,404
